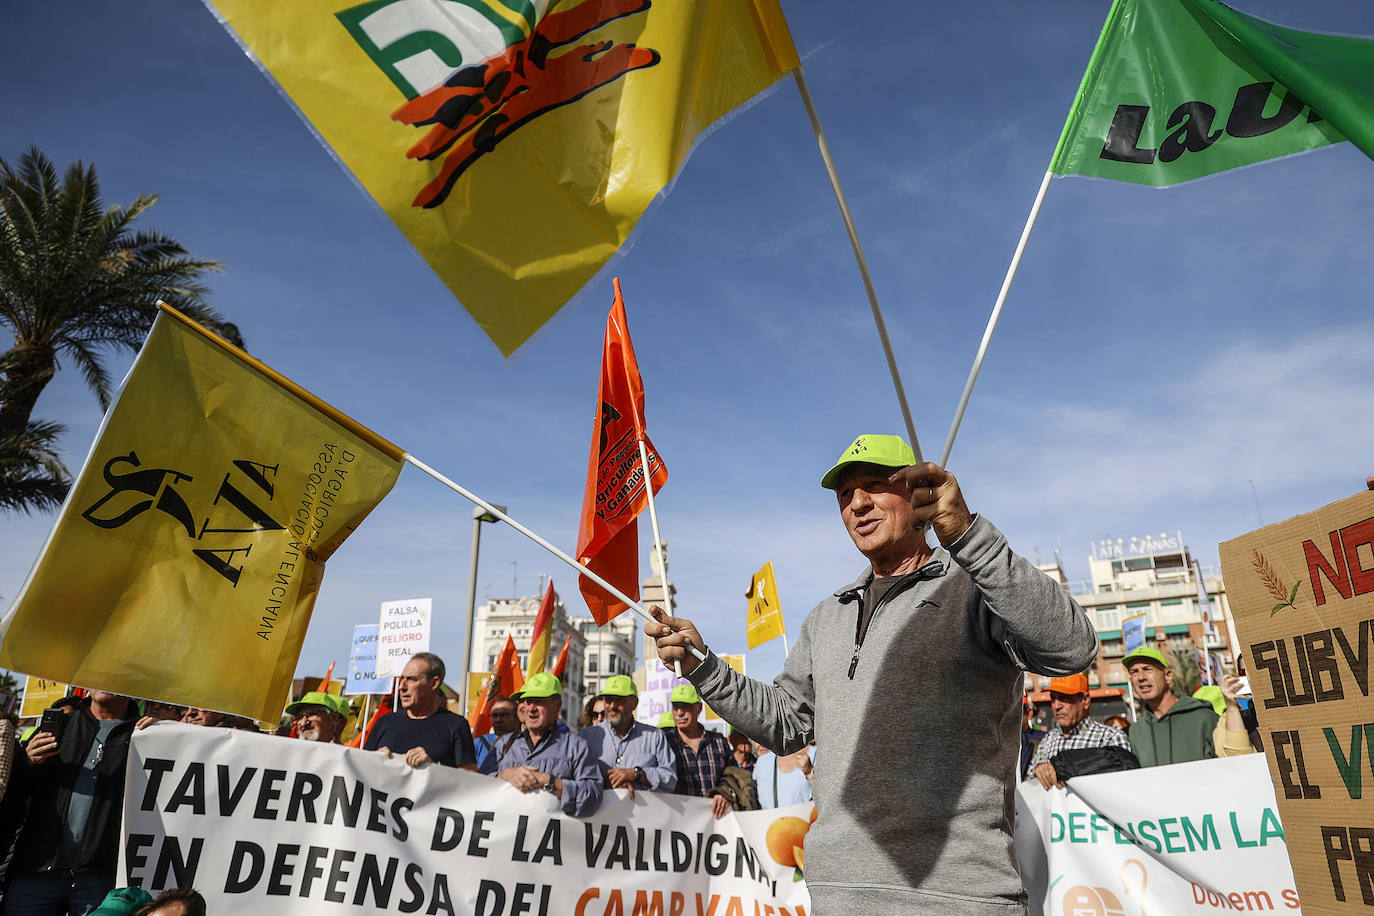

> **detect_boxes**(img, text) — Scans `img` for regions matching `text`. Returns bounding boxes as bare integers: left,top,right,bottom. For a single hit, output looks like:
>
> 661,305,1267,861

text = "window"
1096,607,1120,629
1101,639,1124,657
588,654,598,673
487,655,496,670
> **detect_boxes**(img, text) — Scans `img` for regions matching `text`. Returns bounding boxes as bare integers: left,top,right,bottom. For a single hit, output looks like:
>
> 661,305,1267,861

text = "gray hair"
411,652,445,683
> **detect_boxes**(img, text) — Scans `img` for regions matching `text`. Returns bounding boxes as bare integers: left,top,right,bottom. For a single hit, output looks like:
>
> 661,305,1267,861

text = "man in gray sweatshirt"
647,434,1098,914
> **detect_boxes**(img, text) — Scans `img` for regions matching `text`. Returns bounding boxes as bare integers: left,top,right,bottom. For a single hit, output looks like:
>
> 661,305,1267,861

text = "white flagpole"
781,631,790,659
402,453,707,663
939,168,1054,466
792,68,923,461
637,440,682,678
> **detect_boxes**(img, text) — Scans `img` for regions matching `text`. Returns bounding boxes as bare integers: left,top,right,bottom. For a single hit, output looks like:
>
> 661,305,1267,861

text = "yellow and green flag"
0,306,403,724
1051,0,1374,187
206,0,799,355
745,560,785,649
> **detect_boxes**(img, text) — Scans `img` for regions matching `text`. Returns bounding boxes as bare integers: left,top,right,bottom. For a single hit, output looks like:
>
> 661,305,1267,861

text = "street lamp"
461,503,505,700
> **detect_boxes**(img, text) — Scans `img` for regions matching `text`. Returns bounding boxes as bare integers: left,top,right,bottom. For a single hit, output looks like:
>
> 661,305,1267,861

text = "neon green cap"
520,672,563,699
670,684,701,704
821,434,917,489
286,691,339,716
657,710,675,728
1122,646,1170,669
328,694,352,717
1193,685,1225,715
599,675,637,697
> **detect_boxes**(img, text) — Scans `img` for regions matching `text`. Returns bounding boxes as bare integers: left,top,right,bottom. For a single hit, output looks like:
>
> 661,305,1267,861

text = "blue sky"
3,0,1373,693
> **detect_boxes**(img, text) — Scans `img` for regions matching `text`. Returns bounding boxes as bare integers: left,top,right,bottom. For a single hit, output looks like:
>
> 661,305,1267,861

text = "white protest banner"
1016,755,1301,914
374,598,431,678
122,725,813,915
347,625,390,694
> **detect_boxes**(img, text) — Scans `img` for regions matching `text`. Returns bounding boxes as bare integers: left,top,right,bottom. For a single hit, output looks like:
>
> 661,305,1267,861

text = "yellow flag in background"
745,561,785,649
206,0,799,356
0,306,403,724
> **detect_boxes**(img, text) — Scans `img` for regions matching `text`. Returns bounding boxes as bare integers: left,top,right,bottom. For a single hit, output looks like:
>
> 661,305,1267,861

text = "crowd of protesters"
0,649,814,914
1020,647,1258,788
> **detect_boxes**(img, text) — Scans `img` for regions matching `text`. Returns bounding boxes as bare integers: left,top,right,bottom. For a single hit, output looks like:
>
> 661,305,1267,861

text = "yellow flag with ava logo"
0,306,404,724
205,0,799,356
745,560,785,649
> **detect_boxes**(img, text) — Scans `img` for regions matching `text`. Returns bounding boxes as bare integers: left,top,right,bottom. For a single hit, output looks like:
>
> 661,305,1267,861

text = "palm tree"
0,147,240,444
0,349,69,514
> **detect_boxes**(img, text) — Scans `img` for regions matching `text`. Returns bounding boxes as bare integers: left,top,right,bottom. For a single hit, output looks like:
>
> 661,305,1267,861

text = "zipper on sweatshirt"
845,564,940,680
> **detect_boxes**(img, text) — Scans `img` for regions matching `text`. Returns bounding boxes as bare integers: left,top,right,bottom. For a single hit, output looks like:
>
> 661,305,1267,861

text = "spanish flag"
0,306,403,724
207,0,799,355
526,580,556,676
575,280,666,625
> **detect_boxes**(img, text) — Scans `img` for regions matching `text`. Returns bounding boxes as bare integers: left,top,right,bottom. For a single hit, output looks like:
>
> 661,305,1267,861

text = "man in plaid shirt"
665,685,735,817
1028,674,1129,788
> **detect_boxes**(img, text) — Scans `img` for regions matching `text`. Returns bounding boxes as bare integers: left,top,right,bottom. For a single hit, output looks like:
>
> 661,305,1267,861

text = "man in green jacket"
1124,647,1219,766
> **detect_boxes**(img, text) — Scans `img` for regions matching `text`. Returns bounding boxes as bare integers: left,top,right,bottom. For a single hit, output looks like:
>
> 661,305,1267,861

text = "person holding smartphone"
5,691,138,915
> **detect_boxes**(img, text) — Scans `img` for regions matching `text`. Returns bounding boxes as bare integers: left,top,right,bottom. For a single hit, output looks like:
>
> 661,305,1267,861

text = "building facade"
469,576,587,723
1028,531,1237,692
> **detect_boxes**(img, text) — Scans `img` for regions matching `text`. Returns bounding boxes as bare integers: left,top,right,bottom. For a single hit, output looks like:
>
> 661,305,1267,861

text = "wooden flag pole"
637,440,682,679
939,169,1054,466
792,68,923,461
404,453,707,663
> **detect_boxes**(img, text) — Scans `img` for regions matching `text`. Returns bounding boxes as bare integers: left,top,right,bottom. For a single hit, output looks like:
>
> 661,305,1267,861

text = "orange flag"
527,581,556,676
576,279,667,625
470,634,525,737
551,635,572,680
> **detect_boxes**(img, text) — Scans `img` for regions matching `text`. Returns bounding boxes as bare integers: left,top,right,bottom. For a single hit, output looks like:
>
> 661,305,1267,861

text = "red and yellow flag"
575,280,667,625
470,634,524,737
207,0,799,356
526,581,556,676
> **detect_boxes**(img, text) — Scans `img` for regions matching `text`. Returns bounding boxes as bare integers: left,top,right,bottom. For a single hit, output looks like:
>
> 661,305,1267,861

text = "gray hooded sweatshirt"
687,515,1097,914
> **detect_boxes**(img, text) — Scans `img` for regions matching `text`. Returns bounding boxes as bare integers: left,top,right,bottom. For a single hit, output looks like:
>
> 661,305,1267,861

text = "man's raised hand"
890,462,975,546
645,606,706,676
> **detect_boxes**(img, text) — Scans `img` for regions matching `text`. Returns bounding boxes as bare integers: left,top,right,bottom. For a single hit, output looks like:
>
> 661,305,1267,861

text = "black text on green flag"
1050,0,1374,186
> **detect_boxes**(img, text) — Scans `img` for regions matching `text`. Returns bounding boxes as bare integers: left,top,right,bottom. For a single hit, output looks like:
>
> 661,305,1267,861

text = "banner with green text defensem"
122,725,812,915
1017,755,1299,914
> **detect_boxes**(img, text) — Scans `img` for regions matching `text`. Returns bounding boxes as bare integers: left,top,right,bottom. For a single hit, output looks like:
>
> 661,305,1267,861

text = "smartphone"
38,708,66,741
1236,676,1252,698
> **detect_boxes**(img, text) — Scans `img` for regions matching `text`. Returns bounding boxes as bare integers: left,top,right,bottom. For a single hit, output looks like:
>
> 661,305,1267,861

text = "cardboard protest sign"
374,598,431,678
1017,756,1298,912
1220,489,1374,910
122,725,812,914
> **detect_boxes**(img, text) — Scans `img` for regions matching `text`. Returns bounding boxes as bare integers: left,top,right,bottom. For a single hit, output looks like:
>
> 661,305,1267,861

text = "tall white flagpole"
939,169,1055,466
637,440,682,678
792,68,923,461
402,453,707,664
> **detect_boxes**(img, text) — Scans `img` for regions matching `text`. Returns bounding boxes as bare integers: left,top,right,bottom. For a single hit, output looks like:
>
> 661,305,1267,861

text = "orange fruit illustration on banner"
765,816,810,868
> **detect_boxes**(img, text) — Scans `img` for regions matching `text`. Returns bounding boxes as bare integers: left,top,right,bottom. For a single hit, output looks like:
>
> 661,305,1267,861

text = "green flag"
1050,0,1374,186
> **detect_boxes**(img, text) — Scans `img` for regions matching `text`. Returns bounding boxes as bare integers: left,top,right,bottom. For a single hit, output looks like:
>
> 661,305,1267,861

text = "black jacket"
11,699,137,877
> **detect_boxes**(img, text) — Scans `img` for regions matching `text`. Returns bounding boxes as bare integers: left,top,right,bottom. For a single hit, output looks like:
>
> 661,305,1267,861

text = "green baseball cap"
599,675,637,697
520,672,563,699
328,694,353,717
1193,685,1225,715
90,887,153,916
657,710,675,728
820,434,917,489
1123,646,1170,669
670,684,701,704
286,691,339,716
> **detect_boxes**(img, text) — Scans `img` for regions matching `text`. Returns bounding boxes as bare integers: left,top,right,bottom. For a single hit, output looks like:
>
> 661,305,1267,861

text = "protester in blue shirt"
580,675,677,796
487,673,603,817
474,696,519,773
753,743,815,809
365,653,476,769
